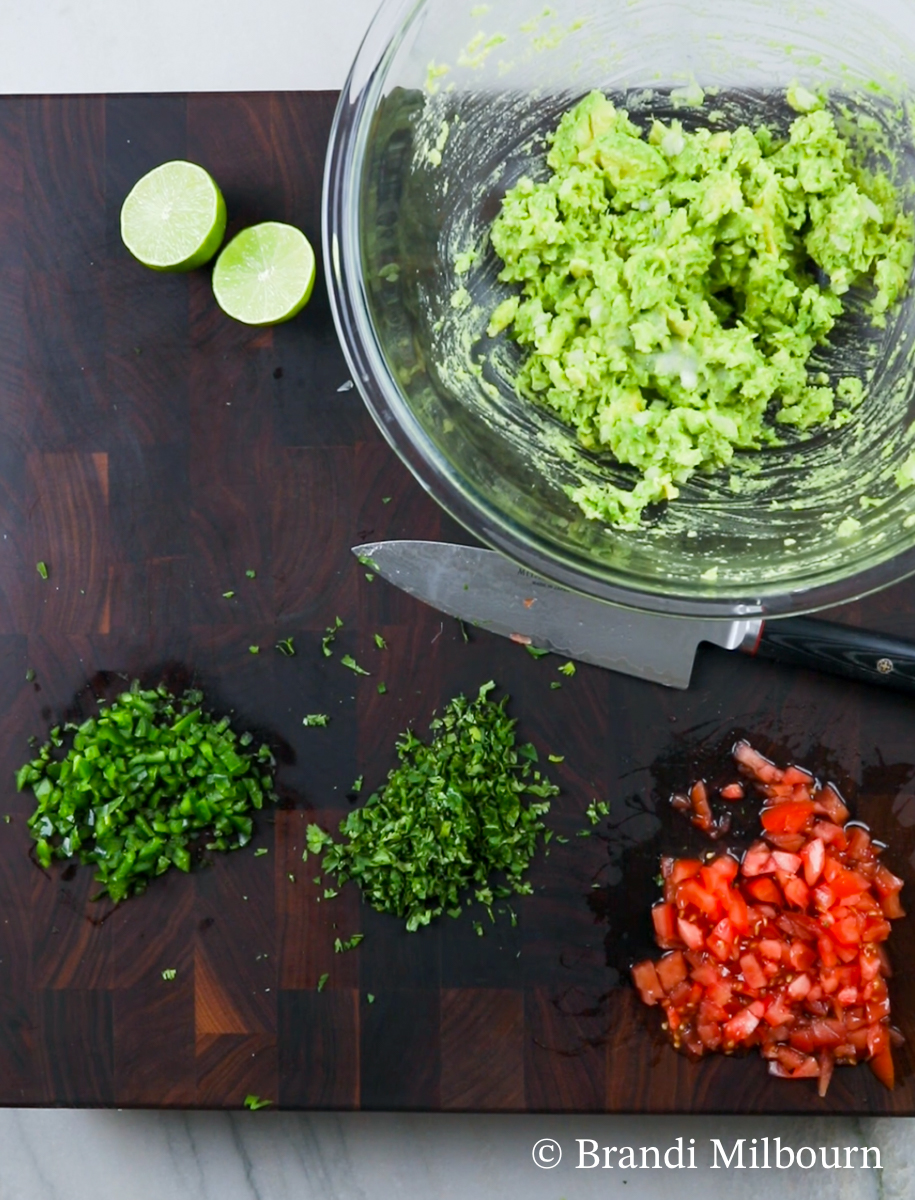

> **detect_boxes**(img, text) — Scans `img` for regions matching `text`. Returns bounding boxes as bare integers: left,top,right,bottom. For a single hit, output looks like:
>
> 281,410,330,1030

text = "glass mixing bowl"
324,0,915,617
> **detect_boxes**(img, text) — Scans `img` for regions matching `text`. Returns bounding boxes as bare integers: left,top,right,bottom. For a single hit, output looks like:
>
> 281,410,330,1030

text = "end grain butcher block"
0,92,913,1112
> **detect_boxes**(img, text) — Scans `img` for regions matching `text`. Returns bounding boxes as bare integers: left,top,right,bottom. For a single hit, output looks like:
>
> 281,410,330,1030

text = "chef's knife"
353,540,915,693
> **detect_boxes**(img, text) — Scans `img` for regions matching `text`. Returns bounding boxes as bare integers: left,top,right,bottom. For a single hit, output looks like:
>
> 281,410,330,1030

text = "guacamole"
487,89,914,528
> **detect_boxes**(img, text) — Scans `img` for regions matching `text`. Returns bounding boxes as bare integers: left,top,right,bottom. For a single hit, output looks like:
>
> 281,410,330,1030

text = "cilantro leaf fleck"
341,654,370,676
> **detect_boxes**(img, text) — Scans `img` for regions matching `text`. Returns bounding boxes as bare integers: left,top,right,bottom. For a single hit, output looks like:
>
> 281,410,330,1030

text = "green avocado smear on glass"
486,87,914,528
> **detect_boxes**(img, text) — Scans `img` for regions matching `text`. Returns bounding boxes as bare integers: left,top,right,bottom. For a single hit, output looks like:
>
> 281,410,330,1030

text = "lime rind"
120,160,226,272
211,222,316,326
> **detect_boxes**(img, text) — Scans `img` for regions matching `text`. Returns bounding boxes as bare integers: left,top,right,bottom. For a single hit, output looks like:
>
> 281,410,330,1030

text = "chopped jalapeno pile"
632,741,904,1096
16,680,277,902
306,681,557,931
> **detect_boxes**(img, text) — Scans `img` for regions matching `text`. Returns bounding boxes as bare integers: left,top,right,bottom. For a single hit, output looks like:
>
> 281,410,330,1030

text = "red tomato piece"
690,780,713,832
776,1045,808,1071
787,940,817,972
652,902,679,948
817,1050,835,1097
782,875,810,909
677,878,720,919
758,939,783,961
656,950,688,993
771,850,802,874
670,859,703,885
720,783,744,801
764,831,807,852
800,837,825,886
768,1061,793,1077
632,959,665,1005
782,766,814,788
789,1026,817,1054
739,952,767,991
880,892,906,920
835,942,860,965
817,933,838,968
741,842,774,877
777,912,819,941
733,742,783,783
690,961,721,987
677,917,705,951
867,997,891,1023
704,855,740,886
850,892,881,915
761,801,815,835
724,1007,760,1042
866,1022,888,1060
813,820,847,849
813,785,849,825
859,946,881,983
791,1056,821,1079
829,865,870,900
812,883,836,912
848,1027,870,1053
698,1022,722,1050
746,877,783,905
874,864,904,898
832,915,862,946
845,826,873,862
870,1042,895,1090
819,967,839,994
726,887,749,933
810,1019,844,1046
763,993,797,1027
862,917,893,943
667,979,700,1009
787,973,812,1000
706,979,734,1008
699,997,730,1025
765,783,798,800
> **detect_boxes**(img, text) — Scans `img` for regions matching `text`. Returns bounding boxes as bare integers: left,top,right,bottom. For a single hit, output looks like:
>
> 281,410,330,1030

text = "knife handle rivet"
877,657,894,675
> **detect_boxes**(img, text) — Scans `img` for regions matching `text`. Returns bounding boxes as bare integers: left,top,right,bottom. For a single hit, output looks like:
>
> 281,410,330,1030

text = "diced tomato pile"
632,741,905,1096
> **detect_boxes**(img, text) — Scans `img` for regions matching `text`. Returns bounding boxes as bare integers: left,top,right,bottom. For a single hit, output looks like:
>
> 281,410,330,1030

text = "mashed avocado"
487,89,914,528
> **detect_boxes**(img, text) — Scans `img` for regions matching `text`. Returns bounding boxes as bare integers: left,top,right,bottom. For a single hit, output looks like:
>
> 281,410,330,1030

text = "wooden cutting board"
0,91,914,1111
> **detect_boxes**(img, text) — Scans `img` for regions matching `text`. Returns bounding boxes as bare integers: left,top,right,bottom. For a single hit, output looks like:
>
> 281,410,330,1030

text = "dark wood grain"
0,91,914,1113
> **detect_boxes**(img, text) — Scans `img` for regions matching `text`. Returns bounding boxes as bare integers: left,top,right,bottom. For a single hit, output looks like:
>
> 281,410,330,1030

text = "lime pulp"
211,222,316,326
120,160,226,272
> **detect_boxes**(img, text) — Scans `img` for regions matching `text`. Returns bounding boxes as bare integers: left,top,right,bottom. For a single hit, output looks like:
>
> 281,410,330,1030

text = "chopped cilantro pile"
16,680,277,902
306,681,556,931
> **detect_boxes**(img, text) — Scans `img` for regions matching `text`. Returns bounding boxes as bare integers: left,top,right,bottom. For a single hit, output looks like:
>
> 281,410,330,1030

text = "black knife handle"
748,616,915,695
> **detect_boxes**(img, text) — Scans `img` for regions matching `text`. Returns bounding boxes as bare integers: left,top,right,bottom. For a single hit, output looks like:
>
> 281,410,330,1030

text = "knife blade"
353,540,915,694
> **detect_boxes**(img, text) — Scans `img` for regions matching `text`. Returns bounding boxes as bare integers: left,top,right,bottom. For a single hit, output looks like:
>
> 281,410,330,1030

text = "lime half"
212,223,316,326
120,160,226,272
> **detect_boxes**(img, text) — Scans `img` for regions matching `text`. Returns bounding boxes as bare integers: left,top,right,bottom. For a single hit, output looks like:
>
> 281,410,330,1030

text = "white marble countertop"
1,3,914,1197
